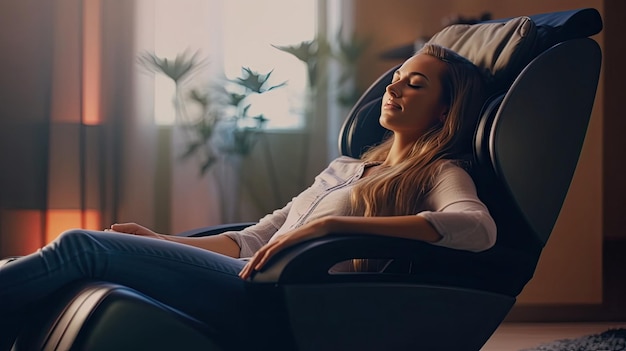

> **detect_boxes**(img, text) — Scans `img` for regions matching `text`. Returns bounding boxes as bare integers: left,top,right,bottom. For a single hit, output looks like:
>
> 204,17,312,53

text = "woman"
0,44,495,345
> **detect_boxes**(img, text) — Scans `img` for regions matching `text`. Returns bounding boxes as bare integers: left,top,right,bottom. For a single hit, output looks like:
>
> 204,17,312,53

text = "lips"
384,99,402,110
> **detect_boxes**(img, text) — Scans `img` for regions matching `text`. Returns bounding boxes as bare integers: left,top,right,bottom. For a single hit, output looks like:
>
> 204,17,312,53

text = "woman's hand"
105,223,162,239
239,217,332,280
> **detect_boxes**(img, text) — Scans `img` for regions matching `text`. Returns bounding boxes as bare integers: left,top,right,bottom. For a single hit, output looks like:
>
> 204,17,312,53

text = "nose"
386,82,400,98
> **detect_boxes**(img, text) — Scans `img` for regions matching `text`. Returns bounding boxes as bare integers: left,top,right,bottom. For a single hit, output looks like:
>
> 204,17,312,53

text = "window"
149,0,317,129
222,1,316,129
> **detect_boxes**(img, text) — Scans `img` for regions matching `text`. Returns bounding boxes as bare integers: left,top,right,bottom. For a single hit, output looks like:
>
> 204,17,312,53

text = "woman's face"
379,53,449,140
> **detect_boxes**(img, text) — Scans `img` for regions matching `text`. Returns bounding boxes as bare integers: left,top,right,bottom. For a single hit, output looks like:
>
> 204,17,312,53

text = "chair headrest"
340,8,603,158
490,8,603,54
426,8,602,95
427,16,536,95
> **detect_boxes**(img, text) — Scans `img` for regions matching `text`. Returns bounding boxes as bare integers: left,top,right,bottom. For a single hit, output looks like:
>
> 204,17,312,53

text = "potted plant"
138,50,286,221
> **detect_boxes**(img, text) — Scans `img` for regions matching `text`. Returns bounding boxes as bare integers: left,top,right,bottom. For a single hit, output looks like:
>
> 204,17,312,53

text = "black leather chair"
10,8,602,351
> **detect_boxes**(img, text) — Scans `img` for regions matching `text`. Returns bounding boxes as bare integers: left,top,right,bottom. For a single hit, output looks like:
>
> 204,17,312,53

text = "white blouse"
223,156,497,258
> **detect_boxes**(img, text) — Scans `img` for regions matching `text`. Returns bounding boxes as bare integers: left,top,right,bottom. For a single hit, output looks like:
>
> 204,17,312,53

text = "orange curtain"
0,0,133,256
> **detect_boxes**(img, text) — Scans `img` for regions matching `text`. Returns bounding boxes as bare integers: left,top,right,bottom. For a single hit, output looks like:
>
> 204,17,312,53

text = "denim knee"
50,229,100,253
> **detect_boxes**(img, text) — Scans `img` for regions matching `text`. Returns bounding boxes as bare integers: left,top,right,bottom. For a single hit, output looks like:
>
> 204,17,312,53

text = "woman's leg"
0,230,248,335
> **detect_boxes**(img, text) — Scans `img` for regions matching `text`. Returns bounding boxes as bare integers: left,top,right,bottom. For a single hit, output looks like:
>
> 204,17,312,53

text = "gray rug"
520,328,626,351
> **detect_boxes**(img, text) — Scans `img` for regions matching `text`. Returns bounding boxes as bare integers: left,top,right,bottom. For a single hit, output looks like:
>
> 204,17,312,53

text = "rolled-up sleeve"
222,202,292,258
417,163,497,252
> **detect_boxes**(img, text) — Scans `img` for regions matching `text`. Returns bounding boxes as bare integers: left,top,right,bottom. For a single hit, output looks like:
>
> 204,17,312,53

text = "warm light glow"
46,209,101,243
0,210,44,257
83,0,102,125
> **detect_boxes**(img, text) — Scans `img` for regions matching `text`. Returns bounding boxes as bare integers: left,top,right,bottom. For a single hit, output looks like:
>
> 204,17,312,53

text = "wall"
603,1,626,241
353,0,605,309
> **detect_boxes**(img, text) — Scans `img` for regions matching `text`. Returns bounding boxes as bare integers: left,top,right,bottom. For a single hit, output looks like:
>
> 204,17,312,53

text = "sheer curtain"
0,0,56,256
0,0,136,256
132,0,349,233
0,0,353,257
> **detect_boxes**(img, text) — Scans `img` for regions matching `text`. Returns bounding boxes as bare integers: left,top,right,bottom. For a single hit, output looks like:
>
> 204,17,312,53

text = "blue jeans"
0,229,248,339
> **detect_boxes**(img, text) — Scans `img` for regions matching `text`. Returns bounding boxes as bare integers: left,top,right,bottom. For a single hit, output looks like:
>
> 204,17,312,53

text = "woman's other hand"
105,223,162,239
239,217,332,280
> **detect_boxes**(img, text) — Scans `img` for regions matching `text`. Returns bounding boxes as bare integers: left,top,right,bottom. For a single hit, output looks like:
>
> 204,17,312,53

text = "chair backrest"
338,8,602,296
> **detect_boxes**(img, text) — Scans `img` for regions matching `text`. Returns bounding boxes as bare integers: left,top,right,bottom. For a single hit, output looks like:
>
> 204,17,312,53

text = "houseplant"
138,50,286,221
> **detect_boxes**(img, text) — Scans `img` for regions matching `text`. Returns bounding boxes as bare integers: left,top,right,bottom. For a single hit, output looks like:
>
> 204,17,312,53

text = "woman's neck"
383,137,415,166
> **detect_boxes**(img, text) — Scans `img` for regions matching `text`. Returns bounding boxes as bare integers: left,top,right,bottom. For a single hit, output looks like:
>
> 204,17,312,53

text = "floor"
482,239,626,350
481,322,626,350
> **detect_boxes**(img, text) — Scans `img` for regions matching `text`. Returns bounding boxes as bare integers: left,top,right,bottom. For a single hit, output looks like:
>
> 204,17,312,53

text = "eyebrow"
393,70,430,82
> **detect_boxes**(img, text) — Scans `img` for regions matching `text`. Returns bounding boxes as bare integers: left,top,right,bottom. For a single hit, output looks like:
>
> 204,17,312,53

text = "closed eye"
390,78,422,89
391,71,425,89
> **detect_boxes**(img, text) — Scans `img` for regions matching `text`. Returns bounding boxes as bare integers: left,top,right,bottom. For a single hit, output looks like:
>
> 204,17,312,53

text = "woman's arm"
417,162,497,251
108,199,294,259
220,202,292,258
238,214,441,279
160,234,241,258
108,223,241,258
323,215,442,242
240,162,496,279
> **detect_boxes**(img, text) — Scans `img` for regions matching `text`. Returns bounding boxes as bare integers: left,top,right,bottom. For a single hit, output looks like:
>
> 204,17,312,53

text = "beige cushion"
427,16,537,94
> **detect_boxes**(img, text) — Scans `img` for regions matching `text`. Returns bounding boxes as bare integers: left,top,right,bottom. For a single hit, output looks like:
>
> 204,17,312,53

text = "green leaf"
137,50,207,83
199,156,217,175
227,92,247,107
241,104,252,119
252,114,269,128
188,89,210,107
195,119,216,140
233,67,287,94
272,40,317,62
180,141,203,160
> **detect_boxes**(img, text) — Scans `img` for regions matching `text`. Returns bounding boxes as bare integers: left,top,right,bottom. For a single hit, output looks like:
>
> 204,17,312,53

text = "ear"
439,107,449,123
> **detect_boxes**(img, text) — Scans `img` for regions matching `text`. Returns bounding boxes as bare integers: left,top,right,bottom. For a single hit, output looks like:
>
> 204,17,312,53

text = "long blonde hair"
351,44,486,218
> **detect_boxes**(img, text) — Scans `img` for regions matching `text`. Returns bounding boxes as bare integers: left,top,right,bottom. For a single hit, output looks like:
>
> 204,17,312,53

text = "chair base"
12,282,227,351
280,283,515,351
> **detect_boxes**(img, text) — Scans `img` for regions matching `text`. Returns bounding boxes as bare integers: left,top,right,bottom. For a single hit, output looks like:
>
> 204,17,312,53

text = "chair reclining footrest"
13,282,227,351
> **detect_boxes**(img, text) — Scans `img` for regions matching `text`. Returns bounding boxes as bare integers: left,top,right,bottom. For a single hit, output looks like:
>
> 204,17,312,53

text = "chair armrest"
176,222,256,237
248,234,537,296
249,234,474,284
175,225,535,295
